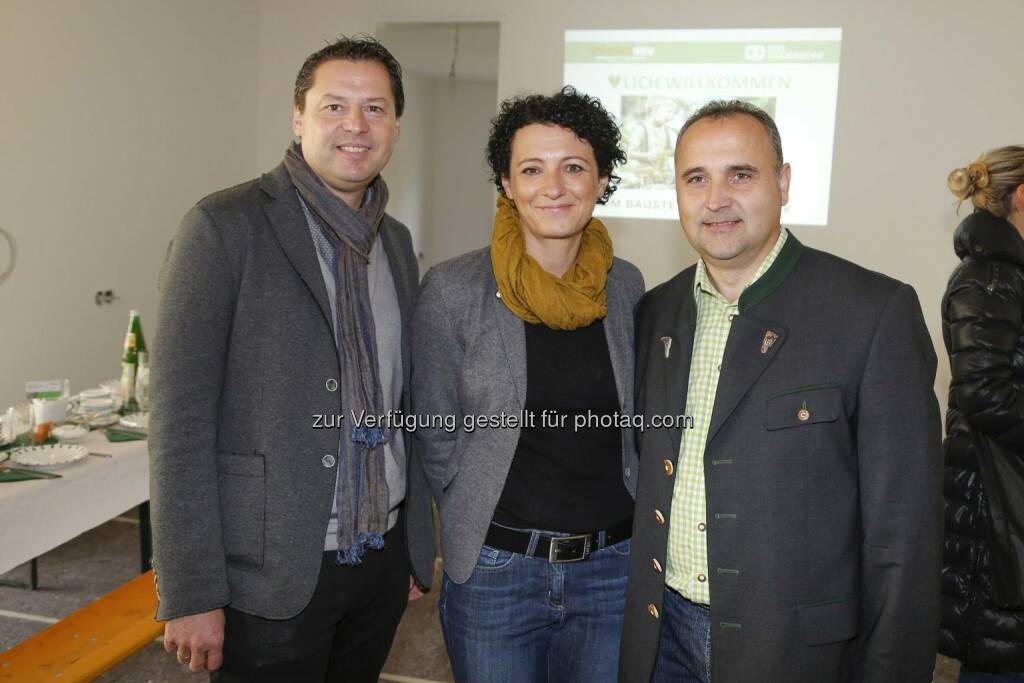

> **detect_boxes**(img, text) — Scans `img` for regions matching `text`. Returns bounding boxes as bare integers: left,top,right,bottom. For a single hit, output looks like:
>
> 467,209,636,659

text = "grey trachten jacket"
411,247,644,583
619,234,943,682
149,163,435,621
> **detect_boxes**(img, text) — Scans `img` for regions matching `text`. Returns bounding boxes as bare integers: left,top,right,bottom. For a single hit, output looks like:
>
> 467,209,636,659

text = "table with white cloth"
0,430,150,579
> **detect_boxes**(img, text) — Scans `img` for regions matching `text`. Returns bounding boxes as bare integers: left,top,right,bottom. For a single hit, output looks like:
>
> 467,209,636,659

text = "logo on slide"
745,44,766,61
608,75,622,87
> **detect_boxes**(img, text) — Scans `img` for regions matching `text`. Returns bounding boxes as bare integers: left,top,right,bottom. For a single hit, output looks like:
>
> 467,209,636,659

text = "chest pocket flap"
766,385,843,431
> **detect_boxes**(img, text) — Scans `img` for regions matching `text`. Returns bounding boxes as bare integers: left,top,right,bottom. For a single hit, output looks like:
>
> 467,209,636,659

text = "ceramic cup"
31,397,68,425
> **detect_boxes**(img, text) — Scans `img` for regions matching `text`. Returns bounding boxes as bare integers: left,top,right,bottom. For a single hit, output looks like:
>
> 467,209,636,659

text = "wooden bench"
0,570,163,682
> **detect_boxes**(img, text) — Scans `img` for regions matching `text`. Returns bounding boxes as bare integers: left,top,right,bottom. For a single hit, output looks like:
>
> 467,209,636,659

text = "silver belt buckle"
548,534,592,563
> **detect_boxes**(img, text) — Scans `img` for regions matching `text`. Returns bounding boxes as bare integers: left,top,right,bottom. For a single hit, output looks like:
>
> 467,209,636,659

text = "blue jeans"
439,530,631,683
960,670,1024,682
651,587,712,683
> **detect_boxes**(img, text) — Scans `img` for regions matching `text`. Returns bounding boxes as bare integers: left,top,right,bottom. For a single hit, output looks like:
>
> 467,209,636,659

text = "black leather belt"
485,517,633,564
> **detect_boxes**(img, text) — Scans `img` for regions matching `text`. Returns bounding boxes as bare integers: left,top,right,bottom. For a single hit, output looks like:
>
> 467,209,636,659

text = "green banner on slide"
565,41,840,64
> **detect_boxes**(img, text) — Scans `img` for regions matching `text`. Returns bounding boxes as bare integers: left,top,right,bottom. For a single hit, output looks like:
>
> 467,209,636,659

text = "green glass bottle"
119,310,146,414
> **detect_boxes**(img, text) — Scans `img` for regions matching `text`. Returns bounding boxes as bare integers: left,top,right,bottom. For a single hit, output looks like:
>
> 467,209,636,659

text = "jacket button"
648,603,660,619
325,378,338,392
651,558,663,573
654,509,665,525
322,454,336,468
624,466,631,478
797,408,810,421
663,459,674,476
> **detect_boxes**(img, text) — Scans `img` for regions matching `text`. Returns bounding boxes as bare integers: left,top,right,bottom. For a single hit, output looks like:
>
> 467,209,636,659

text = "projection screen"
564,28,842,225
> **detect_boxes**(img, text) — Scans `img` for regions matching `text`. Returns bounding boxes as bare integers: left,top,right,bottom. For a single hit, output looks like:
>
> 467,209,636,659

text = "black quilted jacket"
939,209,1024,672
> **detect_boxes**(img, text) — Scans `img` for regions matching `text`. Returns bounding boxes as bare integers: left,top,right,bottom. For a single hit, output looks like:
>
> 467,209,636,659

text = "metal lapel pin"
760,330,779,354
660,336,673,358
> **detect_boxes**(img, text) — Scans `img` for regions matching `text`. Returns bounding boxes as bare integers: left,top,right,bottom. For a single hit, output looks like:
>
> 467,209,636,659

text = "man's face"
675,114,790,272
292,59,400,207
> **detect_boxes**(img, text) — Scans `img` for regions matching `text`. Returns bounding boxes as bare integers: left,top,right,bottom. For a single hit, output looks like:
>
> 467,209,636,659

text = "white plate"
85,413,120,428
80,397,115,411
79,388,111,400
119,413,148,430
52,424,89,442
10,444,89,467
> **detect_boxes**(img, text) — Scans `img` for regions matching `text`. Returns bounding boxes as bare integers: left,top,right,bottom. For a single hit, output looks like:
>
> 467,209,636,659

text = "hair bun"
947,167,975,200
947,146,1024,216
967,161,991,189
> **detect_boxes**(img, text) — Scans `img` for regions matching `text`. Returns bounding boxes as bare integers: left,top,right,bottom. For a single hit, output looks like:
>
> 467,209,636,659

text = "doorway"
378,22,500,269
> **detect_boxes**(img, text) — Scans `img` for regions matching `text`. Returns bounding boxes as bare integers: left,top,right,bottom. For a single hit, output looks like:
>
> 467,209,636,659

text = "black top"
492,318,633,533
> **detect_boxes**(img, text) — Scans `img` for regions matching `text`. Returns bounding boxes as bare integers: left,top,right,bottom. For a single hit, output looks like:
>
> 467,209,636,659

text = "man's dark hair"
486,86,626,204
677,100,784,173
293,35,404,117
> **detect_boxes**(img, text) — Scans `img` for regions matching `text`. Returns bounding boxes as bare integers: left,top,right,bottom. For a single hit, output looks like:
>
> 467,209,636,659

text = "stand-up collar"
954,209,1024,268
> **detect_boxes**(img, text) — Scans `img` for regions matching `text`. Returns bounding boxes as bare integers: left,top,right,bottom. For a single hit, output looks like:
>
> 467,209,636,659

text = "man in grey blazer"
149,37,433,681
619,101,942,682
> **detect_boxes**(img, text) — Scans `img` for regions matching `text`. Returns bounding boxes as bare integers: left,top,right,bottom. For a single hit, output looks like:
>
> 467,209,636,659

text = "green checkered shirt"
665,228,789,604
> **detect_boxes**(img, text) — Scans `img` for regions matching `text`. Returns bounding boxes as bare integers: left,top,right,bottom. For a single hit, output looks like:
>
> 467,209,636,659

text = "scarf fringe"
351,425,388,449
334,532,387,565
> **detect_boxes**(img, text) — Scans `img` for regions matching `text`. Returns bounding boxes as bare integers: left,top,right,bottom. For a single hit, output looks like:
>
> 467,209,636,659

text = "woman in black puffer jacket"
939,146,1024,682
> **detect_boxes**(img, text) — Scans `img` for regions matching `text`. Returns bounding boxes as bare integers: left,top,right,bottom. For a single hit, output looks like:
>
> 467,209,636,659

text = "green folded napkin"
105,428,147,442
0,467,62,482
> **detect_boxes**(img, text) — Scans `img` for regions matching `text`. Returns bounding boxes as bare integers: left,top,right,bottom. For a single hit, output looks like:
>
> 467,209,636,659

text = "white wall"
378,77,496,269
383,70,434,255
4,1,1023,408
424,81,498,267
255,0,1024,399
0,0,259,408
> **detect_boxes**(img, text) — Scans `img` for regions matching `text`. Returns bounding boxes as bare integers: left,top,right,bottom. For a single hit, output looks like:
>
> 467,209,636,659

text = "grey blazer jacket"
149,163,435,621
619,234,943,682
411,247,645,584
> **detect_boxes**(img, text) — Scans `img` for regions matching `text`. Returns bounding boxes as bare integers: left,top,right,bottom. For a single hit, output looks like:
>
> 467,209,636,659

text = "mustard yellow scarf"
490,195,613,330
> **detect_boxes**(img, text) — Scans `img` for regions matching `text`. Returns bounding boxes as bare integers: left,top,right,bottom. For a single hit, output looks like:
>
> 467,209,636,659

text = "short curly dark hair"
486,86,625,204
294,35,404,117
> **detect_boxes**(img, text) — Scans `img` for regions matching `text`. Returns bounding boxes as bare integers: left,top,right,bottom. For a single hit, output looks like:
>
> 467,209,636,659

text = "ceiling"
378,22,500,84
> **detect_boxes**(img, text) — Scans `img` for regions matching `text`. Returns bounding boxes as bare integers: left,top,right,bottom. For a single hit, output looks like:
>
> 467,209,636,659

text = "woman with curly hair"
411,86,644,682
939,146,1024,682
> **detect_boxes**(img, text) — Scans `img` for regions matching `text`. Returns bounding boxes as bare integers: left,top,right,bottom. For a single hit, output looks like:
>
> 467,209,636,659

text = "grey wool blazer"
411,247,645,583
149,163,435,621
619,234,943,682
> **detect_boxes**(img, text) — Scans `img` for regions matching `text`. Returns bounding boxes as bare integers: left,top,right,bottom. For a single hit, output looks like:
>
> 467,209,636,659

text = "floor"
0,510,453,682
0,512,959,682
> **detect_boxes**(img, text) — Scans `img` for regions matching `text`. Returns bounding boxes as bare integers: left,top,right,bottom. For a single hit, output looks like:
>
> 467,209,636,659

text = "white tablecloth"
0,431,149,575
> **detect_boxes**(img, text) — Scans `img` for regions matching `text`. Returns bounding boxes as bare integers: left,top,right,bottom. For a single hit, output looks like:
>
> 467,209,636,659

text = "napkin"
0,467,61,482
104,428,147,442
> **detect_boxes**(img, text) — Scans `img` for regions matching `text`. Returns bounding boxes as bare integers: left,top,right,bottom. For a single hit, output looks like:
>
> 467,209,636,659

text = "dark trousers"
211,524,410,683
651,587,712,683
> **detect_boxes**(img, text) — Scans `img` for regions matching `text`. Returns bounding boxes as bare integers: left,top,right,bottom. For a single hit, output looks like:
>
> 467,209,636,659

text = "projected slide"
564,28,842,225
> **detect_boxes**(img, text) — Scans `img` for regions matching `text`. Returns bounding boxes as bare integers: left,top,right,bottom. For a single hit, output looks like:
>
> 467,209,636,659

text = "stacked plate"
73,388,121,427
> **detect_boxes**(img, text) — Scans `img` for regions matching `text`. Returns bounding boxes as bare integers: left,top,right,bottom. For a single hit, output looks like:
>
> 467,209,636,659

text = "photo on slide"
619,95,777,190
